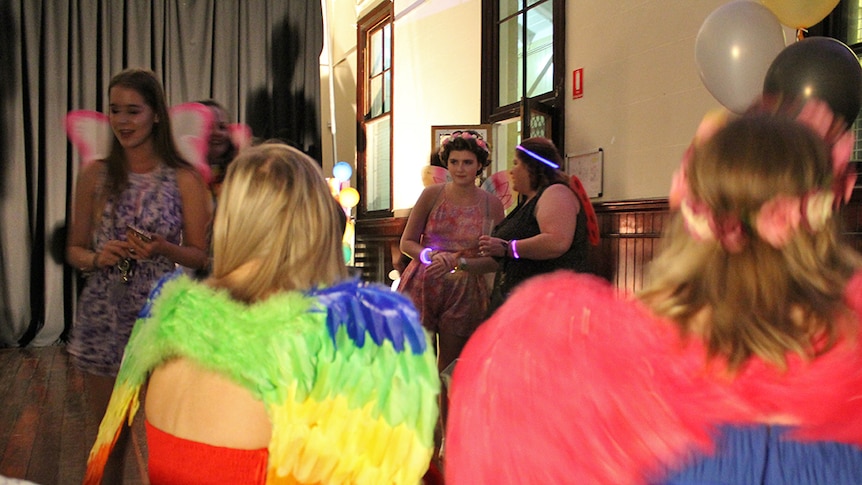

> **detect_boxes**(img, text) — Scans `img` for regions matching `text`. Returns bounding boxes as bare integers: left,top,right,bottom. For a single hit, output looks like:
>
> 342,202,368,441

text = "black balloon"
763,37,862,127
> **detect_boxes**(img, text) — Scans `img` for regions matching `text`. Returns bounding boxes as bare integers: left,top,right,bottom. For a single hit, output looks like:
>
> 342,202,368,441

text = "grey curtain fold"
0,0,323,347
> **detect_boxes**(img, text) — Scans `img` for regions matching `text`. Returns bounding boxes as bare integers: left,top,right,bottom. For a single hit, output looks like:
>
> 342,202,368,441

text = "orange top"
145,420,268,484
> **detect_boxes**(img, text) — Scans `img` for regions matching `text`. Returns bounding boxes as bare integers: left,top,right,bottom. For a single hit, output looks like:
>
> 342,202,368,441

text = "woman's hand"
479,236,508,258
126,228,163,261
425,251,457,278
97,239,136,267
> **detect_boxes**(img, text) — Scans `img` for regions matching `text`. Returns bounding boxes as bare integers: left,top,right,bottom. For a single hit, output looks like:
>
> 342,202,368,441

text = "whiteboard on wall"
566,148,603,198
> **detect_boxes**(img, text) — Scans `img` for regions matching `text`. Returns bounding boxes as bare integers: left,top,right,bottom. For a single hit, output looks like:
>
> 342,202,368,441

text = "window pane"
525,1,553,97
365,116,391,212
370,29,383,75
499,0,522,20
384,70,391,114
847,1,862,45
370,74,383,117
499,15,523,106
383,24,392,70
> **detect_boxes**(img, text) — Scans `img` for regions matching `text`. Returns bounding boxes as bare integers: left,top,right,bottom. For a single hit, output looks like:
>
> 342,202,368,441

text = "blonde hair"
210,143,348,302
639,112,861,370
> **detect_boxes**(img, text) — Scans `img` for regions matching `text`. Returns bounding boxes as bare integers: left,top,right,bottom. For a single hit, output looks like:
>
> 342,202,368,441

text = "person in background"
65,68,211,482
445,99,862,484
197,99,240,198
84,142,440,485
478,137,590,314
398,130,504,456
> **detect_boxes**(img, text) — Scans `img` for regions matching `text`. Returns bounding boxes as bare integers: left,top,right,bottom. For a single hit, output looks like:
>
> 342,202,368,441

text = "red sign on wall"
573,68,584,99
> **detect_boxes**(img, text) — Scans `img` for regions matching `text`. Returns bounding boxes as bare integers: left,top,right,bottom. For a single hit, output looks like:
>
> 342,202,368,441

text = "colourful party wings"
85,273,440,485
65,102,215,182
481,170,515,212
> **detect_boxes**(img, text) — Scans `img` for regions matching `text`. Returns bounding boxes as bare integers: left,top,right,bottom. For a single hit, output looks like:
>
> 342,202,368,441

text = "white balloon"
695,1,786,113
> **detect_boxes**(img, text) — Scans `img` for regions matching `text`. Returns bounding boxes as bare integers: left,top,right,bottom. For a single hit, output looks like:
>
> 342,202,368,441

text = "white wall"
325,0,781,206
320,0,361,180
392,0,482,211
564,0,729,202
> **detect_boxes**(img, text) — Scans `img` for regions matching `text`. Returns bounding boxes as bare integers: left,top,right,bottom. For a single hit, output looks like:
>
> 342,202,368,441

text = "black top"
489,182,587,312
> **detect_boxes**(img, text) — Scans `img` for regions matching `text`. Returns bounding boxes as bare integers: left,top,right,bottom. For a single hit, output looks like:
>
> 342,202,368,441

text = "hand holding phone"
126,224,153,243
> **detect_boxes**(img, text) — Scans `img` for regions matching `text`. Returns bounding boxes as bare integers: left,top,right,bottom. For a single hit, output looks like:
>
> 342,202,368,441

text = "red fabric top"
145,420,268,485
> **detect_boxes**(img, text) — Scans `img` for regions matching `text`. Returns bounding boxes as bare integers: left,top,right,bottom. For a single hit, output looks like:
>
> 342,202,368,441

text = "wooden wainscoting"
586,199,669,293
354,217,408,285
353,190,862,293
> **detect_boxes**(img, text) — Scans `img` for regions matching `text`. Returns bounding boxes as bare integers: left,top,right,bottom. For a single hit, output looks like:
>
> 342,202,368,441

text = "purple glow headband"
516,145,560,169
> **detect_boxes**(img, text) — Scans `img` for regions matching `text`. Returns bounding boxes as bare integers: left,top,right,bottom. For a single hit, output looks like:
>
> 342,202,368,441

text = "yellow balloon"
338,187,360,208
760,0,839,29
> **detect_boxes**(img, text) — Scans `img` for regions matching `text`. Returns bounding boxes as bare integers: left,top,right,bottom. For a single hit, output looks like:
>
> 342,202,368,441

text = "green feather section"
116,274,439,440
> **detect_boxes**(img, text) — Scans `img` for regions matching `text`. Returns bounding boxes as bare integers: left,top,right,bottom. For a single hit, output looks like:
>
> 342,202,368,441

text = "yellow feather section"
266,384,431,485
83,382,141,485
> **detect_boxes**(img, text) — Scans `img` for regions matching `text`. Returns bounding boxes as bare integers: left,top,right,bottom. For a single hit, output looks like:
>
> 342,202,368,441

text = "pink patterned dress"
398,190,490,337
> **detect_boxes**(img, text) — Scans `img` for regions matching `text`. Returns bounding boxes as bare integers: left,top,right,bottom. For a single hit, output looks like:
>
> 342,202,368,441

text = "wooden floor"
0,345,148,485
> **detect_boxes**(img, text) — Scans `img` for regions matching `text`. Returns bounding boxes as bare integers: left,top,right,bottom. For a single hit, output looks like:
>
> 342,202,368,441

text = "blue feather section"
309,279,426,354
137,268,184,319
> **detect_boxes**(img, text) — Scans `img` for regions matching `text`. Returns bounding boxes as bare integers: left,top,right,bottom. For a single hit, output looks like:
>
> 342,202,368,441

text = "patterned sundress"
67,165,184,376
398,187,490,337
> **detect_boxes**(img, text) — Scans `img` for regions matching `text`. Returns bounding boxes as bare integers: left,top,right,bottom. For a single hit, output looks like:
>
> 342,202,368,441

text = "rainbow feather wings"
85,273,439,484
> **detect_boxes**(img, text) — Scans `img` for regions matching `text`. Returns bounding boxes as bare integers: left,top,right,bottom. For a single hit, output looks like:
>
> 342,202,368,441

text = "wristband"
419,247,434,265
510,239,521,259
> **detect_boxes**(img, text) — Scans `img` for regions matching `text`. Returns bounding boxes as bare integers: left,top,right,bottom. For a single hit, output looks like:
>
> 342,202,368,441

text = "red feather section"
445,271,862,484
569,175,599,245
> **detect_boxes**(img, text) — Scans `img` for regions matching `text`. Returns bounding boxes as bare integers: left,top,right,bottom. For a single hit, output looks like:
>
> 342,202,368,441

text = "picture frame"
566,148,603,198
431,124,493,152
431,124,494,179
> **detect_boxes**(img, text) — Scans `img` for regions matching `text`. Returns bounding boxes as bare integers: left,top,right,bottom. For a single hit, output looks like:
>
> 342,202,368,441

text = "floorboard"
0,345,148,485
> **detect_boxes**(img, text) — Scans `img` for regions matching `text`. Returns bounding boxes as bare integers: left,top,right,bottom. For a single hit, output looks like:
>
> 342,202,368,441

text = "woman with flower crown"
398,130,505,454
445,99,862,484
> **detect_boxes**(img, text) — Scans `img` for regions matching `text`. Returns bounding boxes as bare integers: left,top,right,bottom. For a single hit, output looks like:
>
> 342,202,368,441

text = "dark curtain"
0,0,323,347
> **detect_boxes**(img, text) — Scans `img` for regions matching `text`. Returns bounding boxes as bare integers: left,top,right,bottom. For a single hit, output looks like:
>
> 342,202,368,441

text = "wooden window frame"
356,2,395,219
481,0,566,150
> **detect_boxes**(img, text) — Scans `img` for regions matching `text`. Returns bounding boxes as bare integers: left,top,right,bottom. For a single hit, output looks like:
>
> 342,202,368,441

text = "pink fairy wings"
168,102,215,183
228,122,253,151
65,102,215,182
65,110,112,167
421,165,450,187
481,170,515,212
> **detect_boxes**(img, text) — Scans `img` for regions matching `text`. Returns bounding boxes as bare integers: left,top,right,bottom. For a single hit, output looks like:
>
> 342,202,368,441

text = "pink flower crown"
441,130,490,154
669,99,857,253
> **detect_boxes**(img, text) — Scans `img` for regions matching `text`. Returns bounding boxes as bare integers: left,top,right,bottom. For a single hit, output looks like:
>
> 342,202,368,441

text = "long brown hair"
516,137,569,191
102,68,191,196
639,113,861,370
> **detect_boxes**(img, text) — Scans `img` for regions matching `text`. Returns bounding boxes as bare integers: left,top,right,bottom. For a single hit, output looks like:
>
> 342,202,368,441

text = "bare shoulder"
414,183,446,209
541,183,579,205
483,188,504,210
76,161,108,192
536,184,580,222
175,167,208,192
79,160,107,180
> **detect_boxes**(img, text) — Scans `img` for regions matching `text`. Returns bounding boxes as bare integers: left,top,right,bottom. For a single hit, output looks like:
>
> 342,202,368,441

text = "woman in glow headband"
479,137,592,314
516,144,560,169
